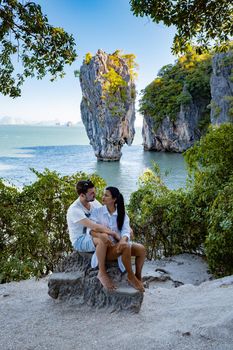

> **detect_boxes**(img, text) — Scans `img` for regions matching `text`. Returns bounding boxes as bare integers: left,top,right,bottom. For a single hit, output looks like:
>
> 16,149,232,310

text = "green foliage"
184,124,233,190
184,124,233,275
74,70,80,78
84,52,92,65
223,96,233,119
219,51,233,67
121,53,138,80
97,50,138,117
209,100,221,120
127,168,205,259
0,0,77,97
103,50,137,98
103,68,127,96
205,179,233,276
139,49,212,125
130,0,233,54
128,124,233,276
0,169,106,283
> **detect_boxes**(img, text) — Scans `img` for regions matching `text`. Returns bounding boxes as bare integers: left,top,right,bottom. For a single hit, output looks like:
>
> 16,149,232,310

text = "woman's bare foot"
127,274,145,292
135,272,142,281
97,272,116,291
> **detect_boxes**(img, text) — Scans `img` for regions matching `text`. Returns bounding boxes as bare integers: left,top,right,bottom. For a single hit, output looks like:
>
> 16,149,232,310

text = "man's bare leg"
131,243,146,281
92,237,116,291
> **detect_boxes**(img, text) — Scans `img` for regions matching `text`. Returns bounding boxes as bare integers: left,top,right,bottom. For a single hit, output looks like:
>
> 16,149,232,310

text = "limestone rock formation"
210,52,233,124
79,49,136,161
48,251,144,313
142,51,233,152
142,94,205,152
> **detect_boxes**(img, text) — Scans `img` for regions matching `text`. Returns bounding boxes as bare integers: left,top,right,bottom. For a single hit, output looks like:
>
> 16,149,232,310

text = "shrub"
128,124,233,274
0,169,106,283
184,123,233,207
127,167,205,259
205,179,233,276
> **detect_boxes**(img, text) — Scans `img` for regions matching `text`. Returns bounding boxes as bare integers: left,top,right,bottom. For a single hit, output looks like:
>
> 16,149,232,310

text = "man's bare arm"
79,218,116,235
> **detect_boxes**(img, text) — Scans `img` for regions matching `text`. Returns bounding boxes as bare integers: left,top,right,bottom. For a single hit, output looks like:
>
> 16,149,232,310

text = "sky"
0,0,176,126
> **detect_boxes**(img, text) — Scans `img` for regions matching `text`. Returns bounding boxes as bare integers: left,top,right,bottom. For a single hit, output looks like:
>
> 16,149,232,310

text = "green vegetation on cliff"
82,49,137,117
102,50,137,104
139,49,212,128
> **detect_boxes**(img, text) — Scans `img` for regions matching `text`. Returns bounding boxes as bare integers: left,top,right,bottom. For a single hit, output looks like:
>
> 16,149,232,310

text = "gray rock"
79,49,136,161
210,52,233,124
142,92,205,152
48,251,144,313
142,51,233,152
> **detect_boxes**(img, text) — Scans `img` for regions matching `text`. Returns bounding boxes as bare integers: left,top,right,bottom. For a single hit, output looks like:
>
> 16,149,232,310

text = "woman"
90,186,146,292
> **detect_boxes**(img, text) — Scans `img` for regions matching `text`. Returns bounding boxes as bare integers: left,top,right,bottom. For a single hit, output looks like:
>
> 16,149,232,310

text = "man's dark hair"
76,180,95,195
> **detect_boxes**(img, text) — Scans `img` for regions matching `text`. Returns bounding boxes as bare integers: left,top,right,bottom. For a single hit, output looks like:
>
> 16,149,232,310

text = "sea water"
0,125,187,202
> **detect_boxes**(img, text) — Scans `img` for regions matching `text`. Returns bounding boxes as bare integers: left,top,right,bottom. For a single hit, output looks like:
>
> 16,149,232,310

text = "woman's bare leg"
131,243,146,281
92,237,116,291
106,244,145,292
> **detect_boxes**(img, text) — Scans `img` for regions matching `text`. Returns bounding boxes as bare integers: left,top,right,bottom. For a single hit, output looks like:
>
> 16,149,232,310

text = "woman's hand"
116,240,129,254
112,232,121,241
106,230,120,241
91,230,114,247
105,228,121,241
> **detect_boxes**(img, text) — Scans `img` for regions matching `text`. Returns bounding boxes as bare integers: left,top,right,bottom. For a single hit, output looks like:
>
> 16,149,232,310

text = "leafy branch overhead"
0,0,77,97
130,0,233,53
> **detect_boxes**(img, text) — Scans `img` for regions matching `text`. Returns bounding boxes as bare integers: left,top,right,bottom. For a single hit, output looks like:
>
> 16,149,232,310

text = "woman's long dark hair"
105,186,125,231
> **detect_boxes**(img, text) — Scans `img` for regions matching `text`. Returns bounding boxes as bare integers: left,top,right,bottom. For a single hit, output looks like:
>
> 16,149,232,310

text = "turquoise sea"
0,125,187,202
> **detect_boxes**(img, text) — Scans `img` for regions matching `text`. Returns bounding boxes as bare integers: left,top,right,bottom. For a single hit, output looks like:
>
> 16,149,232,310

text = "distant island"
0,116,83,127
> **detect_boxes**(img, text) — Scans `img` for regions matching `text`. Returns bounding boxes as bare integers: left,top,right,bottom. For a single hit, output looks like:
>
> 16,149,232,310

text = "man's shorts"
73,233,95,252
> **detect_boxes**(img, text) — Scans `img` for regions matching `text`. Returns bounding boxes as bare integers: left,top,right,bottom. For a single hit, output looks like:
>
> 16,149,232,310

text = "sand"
0,254,233,350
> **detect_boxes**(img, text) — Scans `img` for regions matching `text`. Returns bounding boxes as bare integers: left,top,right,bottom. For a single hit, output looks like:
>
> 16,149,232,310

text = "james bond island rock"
48,251,144,313
79,49,136,161
210,51,233,124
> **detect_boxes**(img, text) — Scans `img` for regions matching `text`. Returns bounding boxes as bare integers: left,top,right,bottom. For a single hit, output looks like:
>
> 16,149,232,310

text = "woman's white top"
90,205,131,272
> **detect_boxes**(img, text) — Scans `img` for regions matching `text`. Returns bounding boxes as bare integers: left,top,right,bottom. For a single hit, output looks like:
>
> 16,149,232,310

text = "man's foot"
97,272,116,291
127,274,145,292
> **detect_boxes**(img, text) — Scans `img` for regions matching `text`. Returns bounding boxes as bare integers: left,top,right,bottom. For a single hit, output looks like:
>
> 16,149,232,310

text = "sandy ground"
0,254,233,350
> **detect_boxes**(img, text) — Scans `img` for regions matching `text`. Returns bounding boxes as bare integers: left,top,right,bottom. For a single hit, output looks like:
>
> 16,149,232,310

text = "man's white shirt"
66,197,101,247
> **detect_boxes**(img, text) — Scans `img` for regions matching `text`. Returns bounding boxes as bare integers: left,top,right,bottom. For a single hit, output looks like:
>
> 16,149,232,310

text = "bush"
205,179,233,276
127,167,205,259
128,124,233,276
0,169,106,283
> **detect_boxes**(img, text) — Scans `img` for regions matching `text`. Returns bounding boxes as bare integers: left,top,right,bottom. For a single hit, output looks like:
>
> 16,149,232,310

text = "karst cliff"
142,50,233,152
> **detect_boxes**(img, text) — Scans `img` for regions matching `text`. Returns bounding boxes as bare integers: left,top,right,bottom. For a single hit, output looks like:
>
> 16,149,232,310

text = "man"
67,179,118,290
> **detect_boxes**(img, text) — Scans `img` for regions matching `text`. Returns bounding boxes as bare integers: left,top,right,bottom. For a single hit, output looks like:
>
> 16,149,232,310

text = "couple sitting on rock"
67,180,146,292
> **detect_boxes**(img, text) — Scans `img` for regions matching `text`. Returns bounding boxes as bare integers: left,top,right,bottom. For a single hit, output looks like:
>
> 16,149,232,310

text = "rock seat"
48,251,143,313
